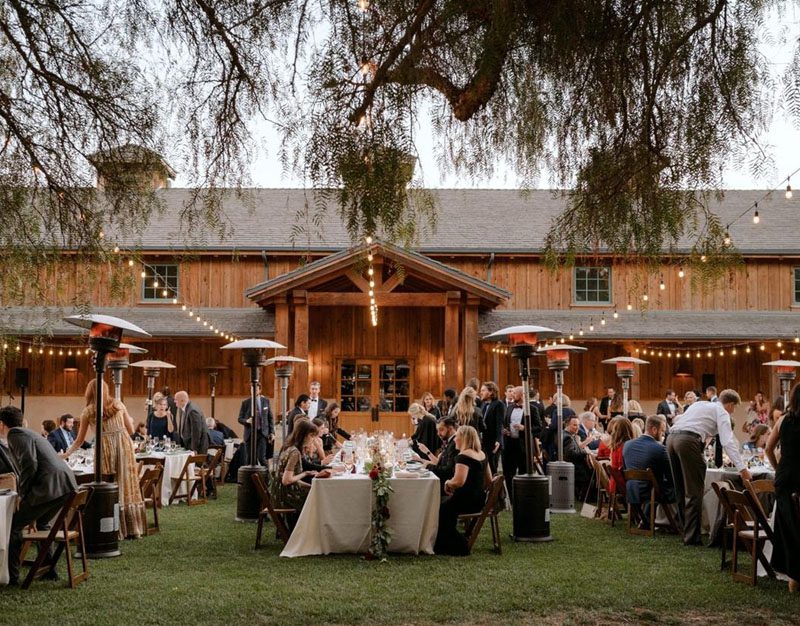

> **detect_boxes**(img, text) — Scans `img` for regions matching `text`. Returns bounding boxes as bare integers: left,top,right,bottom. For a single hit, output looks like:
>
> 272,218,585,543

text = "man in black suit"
414,417,457,492
623,415,676,527
656,389,680,425
237,383,274,465
501,386,534,502
598,387,616,428
307,381,328,419
286,394,311,436
174,391,210,454
562,415,593,499
1,405,78,586
479,381,505,474
47,414,77,453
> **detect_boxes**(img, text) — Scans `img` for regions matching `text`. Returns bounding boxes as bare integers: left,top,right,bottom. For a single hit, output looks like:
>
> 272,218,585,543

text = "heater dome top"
130,359,176,369
483,325,561,343
64,314,150,338
763,360,800,368
602,356,650,365
265,356,308,366
536,344,587,353
221,338,287,350
118,343,148,354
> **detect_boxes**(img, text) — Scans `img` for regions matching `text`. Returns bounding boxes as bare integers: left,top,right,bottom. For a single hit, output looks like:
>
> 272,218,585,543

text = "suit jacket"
481,399,505,452
622,435,676,504
0,442,18,476
208,429,225,447
286,407,307,435
505,402,544,441
7,427,77,506
47,428,75,454
428,435,457,484
307,397,328,419
656,400,680,417
178,402,210,454
214,421,237,439
577,424,600,450
237,396,274,440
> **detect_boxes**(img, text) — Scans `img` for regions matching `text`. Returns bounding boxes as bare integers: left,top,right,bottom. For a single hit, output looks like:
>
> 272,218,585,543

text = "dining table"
281,472,440,558
136,450,194,506
0,490,16,586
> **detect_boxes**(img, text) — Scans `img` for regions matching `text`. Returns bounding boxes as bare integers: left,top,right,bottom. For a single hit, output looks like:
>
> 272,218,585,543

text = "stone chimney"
89,144,176,191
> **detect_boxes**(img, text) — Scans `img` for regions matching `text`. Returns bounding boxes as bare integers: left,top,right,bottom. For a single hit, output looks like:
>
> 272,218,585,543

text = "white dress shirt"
308,397,320,419
674,400,745,470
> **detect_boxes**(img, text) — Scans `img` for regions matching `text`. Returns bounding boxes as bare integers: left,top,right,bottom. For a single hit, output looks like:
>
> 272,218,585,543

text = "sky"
183,9,800,192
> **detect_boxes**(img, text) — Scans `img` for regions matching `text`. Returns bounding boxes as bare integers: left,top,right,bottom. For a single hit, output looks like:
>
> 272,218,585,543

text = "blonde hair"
420,392,436,409
408,402,434,420
83,379,121,422
153,392,165,404
456,425,482,453
455,387,479,427
553,393,571,408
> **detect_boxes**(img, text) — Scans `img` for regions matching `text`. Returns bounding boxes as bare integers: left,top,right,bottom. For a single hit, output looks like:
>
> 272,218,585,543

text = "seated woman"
271,419,328,522
312,417,341,454
608,417,634,496
749,424,770,449
146,392,175,441
434,425,491,556
132,422,148,441
322,402,350,444
409,402,439,456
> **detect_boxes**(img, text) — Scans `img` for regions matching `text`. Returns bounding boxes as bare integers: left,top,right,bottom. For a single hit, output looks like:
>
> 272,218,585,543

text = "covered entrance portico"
245,241,509,433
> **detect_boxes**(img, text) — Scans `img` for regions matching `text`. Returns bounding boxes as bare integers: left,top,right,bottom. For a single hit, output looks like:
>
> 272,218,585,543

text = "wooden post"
444,291,461,390
463,295,479,383
274,296,290,404
293,290,309,396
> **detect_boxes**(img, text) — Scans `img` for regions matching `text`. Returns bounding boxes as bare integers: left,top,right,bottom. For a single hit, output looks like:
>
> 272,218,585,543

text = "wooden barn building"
2,178,799,435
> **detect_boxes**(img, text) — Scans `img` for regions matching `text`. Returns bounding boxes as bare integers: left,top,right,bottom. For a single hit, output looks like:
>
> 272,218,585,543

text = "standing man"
307,381,328,420
503,385,515,411
237,383,274,465
501,386,543,501
598,387,616,429
656,389,680,425
1,406,77,586
174,391,210,454
667,389,750,546
47,414,76,453
479,382,505,474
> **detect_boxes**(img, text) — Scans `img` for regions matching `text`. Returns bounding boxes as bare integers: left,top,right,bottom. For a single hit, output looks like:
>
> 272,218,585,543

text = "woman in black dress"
434,425,490,556
421,392,442,421
766,383,800,593
409,403,439,455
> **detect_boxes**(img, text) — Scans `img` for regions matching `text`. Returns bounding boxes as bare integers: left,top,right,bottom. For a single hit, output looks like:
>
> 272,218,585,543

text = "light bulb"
678,267,685,278
365,235,373,244
589,322,594,331
787,182,793,199
696,351,701,358
724,231,731,246
719,350,724,356
367,254,373,261
209,325,214,330
760,344,765,351
128,259,134,267
579,329,584,336
707,351,712,358
369,280,375,288
141,271,146,278
613,310,618,319
777,341,783,348
753,210,760,224
172,298,178,304
667,351,672,358
659,278,665,291
626,303,633,311
658,351,663,357
746,346,751,353
161,289,168,297
181,305,187,311
196,316,201,322
569,334,574,340
153,280,159,288
28,347,32,354
368,267,374,276
113,245,120,253
203,321,208,326
600,315,606,326
700,255,707,263
732,348,737,355
560,337,565,343
643,294,649,302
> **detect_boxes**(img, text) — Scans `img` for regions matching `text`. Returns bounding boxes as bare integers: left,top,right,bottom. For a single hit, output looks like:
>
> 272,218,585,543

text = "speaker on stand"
15,368,29,415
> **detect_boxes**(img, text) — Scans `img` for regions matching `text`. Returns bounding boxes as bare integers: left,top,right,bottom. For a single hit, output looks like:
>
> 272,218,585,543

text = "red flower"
369,467,379,480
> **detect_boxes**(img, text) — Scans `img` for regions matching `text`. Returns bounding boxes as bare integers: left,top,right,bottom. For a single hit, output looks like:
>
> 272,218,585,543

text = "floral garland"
365,448,393,561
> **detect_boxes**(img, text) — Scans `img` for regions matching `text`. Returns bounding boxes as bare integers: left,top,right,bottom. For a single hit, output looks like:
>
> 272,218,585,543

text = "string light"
760,344,766,351
600,313,606,326
128,259,134,267
678,267,685,279
642,294,649,302
723,230,731,246
612,309,619,319
626,303,633,311
746,346,751,353
588,319,594,332
753,202,760,224
659,277,665,291
787,179,793,199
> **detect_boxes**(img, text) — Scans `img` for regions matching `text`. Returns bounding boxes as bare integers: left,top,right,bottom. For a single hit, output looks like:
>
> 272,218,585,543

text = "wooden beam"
293,290,309,396
346,270,371,293
463,295,479,382
274,295,290,404
380,271,404,293
444,291,461,390
306,292,447,307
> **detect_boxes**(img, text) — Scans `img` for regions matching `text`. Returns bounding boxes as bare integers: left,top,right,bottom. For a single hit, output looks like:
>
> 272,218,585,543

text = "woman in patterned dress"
63,379,146,539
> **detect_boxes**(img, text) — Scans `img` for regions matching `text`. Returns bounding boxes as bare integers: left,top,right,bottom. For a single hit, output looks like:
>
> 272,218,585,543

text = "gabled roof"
101,188,800,255
246,240,510,308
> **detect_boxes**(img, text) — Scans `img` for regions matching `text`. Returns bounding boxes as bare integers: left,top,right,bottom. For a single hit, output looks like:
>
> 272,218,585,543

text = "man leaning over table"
174,391,210,454
0,406,77,586
413,416,458,492
667,389,751,546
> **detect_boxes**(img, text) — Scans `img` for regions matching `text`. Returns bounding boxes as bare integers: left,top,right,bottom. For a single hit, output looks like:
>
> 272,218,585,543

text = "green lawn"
2,487,798,626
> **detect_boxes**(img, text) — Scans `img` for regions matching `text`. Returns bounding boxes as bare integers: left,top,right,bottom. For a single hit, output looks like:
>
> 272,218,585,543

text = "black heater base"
78,482,121,558
236,465,268,522
511,474,553,543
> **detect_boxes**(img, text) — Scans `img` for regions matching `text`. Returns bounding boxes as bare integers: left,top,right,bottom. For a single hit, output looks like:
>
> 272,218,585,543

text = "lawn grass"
2,486,798,626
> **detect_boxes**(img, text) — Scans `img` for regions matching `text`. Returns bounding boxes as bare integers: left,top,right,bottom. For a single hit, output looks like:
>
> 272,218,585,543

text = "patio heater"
266,356,308,446
64,314,150,559
221,338,286,522
537,343,587,515
483,325,560,542
601,356,650,418
130,359,177,418
107,343,147,402
763,360,800,408
201,365,228,420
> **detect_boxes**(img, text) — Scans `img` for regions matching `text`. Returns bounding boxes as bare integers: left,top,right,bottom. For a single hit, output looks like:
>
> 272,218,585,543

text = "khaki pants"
667,432,705,545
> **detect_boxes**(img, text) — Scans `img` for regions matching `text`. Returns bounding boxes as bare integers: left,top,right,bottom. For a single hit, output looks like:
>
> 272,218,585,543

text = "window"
142,264,179,301
573,266,611,304
339,359,412,412
794,268,800,305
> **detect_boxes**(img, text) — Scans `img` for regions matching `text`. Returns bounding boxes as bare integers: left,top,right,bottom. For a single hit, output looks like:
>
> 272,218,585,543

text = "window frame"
572,266,612,306
141,263,179,302
793,267,800,305
337,358,413,414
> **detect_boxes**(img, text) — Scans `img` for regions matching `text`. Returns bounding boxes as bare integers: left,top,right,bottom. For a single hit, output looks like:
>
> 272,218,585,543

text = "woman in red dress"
608,417,634,494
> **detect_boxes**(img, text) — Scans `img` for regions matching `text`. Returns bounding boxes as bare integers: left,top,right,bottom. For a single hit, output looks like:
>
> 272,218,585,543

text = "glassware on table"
704,444,714,467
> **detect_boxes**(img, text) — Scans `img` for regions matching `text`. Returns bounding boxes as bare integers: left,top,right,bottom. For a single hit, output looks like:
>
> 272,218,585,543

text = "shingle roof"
0,306,274,338
107,188,799,255
478,309,800,341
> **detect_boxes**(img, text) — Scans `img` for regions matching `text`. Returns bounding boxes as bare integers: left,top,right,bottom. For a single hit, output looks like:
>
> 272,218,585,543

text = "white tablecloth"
281,474,440,557
0,492,16,586
224,439,241,461
138,451,194,506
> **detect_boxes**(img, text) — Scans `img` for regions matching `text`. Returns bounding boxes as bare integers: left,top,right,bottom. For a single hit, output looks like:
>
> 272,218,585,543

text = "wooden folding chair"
220,442,239,486
206,446,225,496
168,454,208,506
606,465,627,526
743,478,775,521
622,469,681,537
726,489,775,585
21,489,90,589
139,457,165,508
711,480,749,572
589,455,610,519
139,466,163,535
459,474,504,554
251,472,295,547
532,438,545,475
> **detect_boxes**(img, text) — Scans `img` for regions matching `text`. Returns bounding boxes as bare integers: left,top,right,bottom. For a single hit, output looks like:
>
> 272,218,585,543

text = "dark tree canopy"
1,0,799,304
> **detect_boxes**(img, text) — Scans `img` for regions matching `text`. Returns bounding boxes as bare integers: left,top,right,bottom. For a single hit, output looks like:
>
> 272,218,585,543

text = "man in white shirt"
667,389,751,546
307,381,327,419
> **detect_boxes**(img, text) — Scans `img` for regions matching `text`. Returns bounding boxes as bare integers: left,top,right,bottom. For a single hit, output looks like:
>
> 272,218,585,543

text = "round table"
0,491,16,586
136,451,194,506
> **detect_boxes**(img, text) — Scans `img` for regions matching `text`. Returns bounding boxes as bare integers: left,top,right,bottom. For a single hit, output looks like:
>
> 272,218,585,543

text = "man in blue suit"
47,414,77,453
623,415,676,526
237,383,274,466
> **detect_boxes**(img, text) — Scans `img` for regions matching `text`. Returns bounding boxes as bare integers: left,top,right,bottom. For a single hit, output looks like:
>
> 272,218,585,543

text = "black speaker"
15,367,29,388
701,373,716,395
